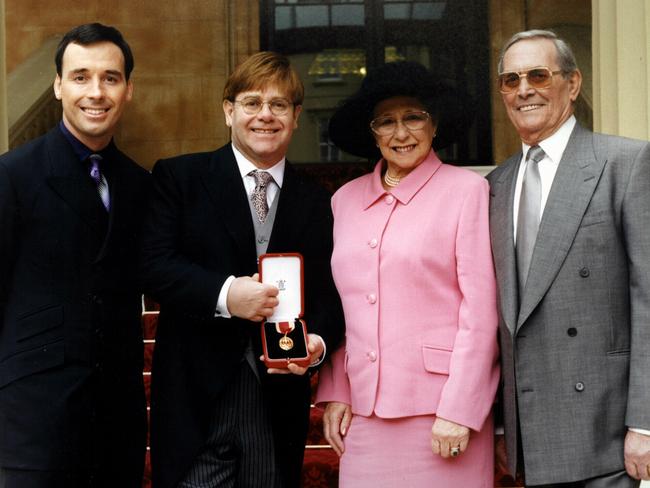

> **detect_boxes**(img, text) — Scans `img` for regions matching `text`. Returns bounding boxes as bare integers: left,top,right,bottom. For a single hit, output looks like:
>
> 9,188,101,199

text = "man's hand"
431,417,470,459
323,401,352,456
227,273,278,322
266,333,325,376
624,430,650,480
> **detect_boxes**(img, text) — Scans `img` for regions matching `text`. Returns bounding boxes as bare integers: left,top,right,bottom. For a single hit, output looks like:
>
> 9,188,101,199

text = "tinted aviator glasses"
234,97,293,116
370,111,431,136
498,67,563,93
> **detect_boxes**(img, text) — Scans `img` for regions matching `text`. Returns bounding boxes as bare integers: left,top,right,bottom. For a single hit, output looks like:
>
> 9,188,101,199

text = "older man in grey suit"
488,30,650,487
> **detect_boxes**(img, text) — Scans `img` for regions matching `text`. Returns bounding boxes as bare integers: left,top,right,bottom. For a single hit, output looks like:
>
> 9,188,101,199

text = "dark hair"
328,61,471,158
223,51,304,105
55,23,134,80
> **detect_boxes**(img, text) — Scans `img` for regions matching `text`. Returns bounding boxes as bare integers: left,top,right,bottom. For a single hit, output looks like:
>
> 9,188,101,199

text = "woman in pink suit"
316,61,499,487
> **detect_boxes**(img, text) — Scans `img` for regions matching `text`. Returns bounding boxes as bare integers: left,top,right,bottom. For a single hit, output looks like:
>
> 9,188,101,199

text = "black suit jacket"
0,127,149,483
140,144,344,488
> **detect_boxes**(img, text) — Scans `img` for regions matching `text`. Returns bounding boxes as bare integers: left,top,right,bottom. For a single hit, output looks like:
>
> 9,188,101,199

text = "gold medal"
279,335,294,351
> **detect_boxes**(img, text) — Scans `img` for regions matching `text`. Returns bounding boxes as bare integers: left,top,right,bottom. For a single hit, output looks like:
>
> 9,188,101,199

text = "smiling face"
500,38,581,145
223,84,302,169
372,96,437,179
53,41,133,151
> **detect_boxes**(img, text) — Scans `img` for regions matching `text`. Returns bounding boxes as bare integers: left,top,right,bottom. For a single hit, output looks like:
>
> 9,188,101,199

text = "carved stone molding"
224,0,260,76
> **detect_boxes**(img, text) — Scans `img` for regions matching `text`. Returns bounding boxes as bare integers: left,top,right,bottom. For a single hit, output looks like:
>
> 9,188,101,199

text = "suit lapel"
267,163,304,253
44,129,107,235
200,146,257,267
490,154,521,334
517,125,605,329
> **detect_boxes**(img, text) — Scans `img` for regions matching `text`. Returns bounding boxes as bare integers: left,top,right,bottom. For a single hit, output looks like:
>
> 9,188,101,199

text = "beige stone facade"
3,0,259,169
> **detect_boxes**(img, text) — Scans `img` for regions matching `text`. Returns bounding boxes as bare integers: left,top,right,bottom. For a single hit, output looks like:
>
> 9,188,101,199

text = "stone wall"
5,0,259,169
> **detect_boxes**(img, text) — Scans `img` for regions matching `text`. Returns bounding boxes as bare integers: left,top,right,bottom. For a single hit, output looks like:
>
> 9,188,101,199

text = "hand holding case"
259,253,310,368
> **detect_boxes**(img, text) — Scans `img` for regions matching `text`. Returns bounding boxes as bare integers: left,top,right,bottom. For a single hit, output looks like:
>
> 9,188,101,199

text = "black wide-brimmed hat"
328,61,473,159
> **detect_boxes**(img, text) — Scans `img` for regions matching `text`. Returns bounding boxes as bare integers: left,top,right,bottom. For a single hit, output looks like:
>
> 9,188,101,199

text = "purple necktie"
89,154,110,211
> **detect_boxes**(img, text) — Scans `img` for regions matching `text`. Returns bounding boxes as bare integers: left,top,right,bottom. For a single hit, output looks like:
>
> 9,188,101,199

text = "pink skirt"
339,414,494,488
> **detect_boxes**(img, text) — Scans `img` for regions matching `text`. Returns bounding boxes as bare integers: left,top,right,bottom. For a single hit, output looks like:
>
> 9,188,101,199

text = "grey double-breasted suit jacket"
487,123,650,485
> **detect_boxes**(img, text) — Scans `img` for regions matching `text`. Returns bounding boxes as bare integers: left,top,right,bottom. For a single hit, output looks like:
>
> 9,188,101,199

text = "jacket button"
567,327,578,337
368,238,378,248
367,351,377,362
367,294,377,304
385,195,394,205
579,267,590,277
575,382,585,392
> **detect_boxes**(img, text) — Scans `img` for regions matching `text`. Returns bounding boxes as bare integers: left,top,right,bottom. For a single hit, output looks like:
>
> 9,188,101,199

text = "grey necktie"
516,145,545,291
249,170,273,223
89,153,110,211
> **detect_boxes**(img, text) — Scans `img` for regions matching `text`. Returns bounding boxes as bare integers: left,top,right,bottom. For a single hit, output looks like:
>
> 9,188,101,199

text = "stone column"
593,0,650,140
225,0,260,74
0,0,8,153
489,0,526,163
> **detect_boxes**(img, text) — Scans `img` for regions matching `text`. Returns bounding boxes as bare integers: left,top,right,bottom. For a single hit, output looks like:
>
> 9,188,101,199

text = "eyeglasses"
370,111,431,136
233,97,293,116
498,67,563,93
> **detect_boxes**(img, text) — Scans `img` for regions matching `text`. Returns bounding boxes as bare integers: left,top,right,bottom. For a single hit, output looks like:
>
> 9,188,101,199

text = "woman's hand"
322,402,352,457
431,417,470,459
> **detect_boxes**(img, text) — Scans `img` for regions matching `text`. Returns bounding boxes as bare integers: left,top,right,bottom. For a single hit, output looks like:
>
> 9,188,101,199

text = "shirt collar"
362,149,442,209
59,120,114,162
521,115,576,164
231,143,285,188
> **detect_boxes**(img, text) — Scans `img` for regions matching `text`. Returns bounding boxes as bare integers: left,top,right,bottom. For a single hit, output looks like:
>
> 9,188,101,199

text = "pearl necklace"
383,171,401,187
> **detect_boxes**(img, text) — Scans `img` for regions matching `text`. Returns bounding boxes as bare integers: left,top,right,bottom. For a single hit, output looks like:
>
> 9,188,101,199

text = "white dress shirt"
215,143,285,318
212,144,327,366
513,116,576,242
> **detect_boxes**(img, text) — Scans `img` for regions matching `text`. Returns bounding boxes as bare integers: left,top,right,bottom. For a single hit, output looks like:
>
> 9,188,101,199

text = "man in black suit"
140,51,344,488
0,23,148,488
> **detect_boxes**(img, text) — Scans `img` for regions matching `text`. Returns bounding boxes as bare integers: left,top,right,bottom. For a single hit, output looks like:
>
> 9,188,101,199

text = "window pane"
384,3,410,20
295,5,329,28
413,2,446,20
275,6,292,30
331,5,364,26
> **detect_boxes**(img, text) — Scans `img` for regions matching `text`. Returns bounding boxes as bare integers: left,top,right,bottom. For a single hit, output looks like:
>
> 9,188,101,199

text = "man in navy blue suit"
0,23,148,488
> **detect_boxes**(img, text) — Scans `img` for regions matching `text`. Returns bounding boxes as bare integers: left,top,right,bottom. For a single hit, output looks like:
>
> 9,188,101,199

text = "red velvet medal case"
259,253,310,368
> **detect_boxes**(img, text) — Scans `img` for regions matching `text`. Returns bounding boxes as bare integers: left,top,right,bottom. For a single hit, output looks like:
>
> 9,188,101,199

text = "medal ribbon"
275,321,295,334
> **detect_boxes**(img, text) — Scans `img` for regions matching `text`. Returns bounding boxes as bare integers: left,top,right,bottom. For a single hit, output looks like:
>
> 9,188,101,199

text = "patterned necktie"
516,145,545,291
249,170,273,223
89,153,110,211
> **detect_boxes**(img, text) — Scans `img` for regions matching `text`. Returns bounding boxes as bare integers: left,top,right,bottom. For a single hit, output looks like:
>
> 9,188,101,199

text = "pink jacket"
316,151,499,431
